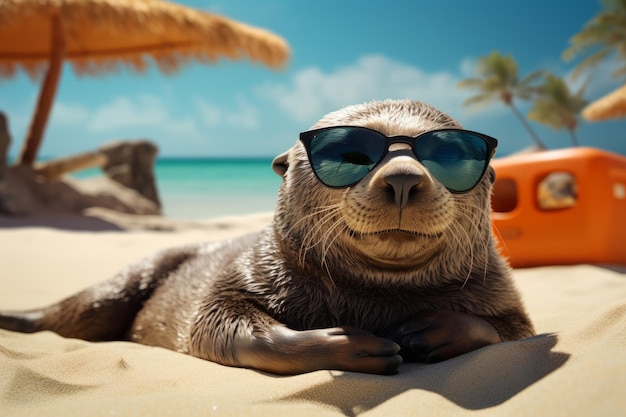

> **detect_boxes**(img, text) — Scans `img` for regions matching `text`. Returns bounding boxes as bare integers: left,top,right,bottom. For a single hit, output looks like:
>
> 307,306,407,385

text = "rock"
0,165,91,215
0,112,10,179
99,141,161,208
0,119,162,217
66,175,160,215
0,165,160,216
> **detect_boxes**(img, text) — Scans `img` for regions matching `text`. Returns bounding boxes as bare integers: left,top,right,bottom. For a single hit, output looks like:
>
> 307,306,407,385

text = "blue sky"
1,0,625,160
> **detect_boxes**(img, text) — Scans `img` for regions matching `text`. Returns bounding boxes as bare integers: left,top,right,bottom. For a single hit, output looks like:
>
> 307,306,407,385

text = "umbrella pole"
18,14,66,166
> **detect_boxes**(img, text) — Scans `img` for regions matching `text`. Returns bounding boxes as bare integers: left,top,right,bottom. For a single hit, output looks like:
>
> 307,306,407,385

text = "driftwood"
0,118,162,216
34,151,107,180
99,141,160,207
30,140,160,208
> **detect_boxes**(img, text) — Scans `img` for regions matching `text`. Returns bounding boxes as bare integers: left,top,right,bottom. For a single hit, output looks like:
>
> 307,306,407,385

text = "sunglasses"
300,126,498,193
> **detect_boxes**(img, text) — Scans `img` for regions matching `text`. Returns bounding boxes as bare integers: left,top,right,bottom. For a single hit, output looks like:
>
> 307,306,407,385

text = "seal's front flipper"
0,248,196,341
384,310,502,363
234,325,403,375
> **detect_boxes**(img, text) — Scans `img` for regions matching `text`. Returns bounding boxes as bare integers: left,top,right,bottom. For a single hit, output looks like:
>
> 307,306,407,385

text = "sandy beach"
1,211,625,417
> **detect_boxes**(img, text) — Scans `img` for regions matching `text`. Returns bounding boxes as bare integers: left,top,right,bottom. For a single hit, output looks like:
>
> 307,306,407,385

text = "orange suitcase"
490,147,626,268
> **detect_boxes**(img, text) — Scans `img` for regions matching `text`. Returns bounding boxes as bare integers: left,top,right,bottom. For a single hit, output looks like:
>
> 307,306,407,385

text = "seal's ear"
272,151,290,177
487,166,496,184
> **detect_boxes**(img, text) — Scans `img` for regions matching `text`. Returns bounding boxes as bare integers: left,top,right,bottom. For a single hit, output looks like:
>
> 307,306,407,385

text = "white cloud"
50,102,89,126
90,96,179,132
258,54,505,125
226,98,259,129
196,99,222,126
84,95,198,139
459,57,478,78
196,96,260,130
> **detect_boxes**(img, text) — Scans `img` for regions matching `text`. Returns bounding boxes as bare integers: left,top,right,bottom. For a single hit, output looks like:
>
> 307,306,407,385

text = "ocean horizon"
73,157,282,220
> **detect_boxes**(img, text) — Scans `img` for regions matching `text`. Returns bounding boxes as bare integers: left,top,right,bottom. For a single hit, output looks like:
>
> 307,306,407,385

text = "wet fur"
0,100,534,375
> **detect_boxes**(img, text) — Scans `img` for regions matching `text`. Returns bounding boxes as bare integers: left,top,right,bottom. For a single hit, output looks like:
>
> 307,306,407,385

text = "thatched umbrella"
582,84,626,122
0,0,290,166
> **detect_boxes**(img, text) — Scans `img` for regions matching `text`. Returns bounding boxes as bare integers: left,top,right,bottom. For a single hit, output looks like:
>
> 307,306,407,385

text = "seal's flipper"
0,248,196,341
0,309,46,334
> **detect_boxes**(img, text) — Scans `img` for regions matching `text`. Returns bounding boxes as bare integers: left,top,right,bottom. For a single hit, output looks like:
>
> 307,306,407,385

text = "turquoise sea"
155,158,281,219
75,158,282,219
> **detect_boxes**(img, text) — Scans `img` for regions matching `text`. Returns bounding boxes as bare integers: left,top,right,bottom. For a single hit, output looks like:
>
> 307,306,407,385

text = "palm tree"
562,0,626,80
527,74,588,147
457,51,547,149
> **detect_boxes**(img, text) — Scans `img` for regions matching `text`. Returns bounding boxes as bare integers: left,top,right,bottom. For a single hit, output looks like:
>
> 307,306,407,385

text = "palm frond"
456,78,485,89
520,69,548,86
462,92,499,108
570,48,613,79
528,73,586,138
563,0,626,79
613,65,626,78
528,101,565,131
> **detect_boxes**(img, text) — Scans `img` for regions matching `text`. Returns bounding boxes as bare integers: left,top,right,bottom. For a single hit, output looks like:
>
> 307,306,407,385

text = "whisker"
296,204,342,267
447,220,474,289
285,204,340,237
444,218,472,261
318,218,349,287
450,201,492,289
320,217,348,266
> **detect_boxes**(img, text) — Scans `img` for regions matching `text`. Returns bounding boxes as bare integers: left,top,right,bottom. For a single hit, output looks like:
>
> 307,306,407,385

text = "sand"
1,212,625,417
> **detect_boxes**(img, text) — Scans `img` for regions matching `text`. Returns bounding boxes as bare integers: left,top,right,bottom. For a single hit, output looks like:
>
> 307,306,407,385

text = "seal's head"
272,100,499,285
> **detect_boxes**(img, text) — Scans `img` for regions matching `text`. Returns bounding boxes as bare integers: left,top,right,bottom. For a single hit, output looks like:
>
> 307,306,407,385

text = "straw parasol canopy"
582,84,626,122
0,0,290,166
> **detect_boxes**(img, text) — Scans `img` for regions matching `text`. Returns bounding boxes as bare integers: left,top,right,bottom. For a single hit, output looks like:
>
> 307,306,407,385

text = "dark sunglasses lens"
415,131,489,192
309,128,385,187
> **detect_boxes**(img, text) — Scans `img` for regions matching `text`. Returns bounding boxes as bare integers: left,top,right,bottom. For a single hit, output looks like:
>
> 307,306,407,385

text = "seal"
0,100,535,375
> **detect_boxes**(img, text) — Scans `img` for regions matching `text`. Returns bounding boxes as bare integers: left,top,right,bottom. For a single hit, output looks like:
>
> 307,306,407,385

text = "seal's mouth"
350,228,443,240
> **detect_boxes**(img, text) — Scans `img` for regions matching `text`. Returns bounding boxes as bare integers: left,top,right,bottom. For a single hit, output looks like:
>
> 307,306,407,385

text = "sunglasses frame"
299,126,498,193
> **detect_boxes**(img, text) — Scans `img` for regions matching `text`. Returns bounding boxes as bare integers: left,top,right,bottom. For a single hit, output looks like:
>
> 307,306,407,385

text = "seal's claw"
387,310,502,362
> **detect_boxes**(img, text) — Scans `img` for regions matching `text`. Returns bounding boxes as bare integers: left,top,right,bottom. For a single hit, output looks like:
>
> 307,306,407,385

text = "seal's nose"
384,172,423,209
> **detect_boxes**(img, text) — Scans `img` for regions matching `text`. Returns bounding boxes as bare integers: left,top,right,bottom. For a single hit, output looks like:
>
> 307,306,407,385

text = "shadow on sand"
0,214,124,232
272,333,568,416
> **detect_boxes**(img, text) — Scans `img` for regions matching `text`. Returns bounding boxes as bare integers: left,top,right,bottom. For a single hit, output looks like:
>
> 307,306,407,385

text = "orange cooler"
490,147,626,268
